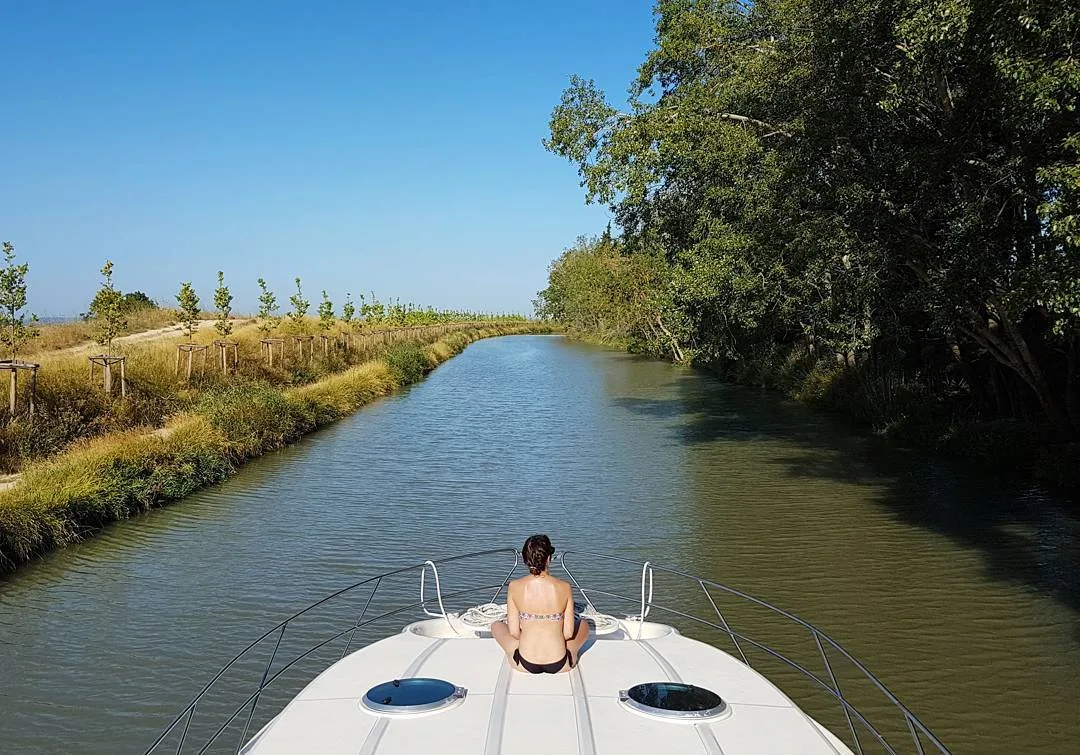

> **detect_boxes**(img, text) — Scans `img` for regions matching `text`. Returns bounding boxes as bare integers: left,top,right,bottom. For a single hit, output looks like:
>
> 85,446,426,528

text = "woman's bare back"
489,535,590,673
507,574,575,665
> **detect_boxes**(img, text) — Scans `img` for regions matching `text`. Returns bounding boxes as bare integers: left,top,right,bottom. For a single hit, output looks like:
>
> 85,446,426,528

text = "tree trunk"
960,308,1068,435
655,316,684,362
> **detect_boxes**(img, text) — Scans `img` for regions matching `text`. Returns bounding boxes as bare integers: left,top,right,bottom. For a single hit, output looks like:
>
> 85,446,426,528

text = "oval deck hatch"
619,682,729,721
361,678,466,715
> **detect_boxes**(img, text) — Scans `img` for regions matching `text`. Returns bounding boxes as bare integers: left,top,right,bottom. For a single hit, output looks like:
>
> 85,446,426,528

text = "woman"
491,534,590,674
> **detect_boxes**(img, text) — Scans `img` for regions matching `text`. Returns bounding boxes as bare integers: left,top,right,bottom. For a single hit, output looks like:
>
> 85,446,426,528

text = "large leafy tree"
546,0,1079,434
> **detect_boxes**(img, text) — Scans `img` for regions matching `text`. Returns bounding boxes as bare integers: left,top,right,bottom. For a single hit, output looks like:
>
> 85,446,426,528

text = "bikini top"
518,610,564,623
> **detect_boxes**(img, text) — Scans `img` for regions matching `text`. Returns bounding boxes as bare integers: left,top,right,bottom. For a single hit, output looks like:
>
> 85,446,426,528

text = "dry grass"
29,308,181,354
0,323,552,570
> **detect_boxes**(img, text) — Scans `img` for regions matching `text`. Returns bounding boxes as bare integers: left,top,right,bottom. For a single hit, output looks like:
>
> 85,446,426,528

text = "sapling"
0,241,39,361
213,271,233,338
89,261,126,353
175,282,200,340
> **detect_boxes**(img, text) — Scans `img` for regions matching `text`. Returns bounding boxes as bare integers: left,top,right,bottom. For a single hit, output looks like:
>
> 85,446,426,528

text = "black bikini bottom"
513,648,574,674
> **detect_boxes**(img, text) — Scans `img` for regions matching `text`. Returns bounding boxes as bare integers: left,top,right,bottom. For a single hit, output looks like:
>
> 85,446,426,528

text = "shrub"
383,342,429,385
196,382,306,459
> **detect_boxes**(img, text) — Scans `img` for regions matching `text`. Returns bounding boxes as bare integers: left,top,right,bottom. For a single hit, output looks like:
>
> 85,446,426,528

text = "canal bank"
0,324,550,572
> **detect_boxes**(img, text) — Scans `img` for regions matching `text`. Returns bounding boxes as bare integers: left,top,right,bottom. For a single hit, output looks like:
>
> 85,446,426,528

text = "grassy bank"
1,318,514,472
0,325,549,572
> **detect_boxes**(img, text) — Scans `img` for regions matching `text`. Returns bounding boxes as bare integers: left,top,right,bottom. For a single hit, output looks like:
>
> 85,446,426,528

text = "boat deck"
242,621,852,754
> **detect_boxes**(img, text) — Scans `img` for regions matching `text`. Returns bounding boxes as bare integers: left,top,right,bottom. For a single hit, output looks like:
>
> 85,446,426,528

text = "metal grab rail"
146,547,950,755
558,550,949,755
145,548,517,755
419,560,459,635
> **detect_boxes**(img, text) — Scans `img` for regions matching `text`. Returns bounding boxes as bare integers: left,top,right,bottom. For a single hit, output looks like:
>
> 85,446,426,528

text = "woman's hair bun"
522,534,554,575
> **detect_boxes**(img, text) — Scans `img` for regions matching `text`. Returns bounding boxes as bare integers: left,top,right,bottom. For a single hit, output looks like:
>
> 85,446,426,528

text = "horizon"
1,1,655,318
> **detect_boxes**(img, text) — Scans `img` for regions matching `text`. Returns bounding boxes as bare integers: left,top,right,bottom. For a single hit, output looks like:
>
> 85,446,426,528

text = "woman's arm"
507,593,520,638
562,588,576,641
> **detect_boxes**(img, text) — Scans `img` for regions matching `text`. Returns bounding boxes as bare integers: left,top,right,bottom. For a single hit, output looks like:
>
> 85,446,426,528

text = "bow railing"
559,550,949,755
145,547,950,755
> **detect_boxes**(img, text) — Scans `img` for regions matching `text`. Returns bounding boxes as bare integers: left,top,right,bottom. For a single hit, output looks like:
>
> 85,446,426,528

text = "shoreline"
0,325,552,573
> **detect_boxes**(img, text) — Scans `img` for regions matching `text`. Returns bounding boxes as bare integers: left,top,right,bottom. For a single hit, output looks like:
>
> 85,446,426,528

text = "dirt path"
52,319,251,355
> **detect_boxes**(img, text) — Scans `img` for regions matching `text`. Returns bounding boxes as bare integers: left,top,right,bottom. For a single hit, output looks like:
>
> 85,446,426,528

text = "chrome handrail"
145,547,950,755
559,550,950,755
145,548,518,755
419,559,459,635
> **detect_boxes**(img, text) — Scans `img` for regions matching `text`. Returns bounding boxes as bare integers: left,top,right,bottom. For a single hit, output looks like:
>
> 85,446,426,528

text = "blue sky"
1,1,655,317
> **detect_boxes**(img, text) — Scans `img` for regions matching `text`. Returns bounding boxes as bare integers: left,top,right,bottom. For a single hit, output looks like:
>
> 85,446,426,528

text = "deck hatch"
619,682,729,721
361,678,466,716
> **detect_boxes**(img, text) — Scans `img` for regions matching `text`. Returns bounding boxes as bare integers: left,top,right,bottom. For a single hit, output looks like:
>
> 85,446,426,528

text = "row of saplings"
0,244,497,419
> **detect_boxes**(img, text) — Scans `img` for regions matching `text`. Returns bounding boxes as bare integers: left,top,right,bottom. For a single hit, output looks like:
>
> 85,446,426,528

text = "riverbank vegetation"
0,315,532,473
0,246,545,568
537,1,1079,490
0,324,546,571
0,251,531,473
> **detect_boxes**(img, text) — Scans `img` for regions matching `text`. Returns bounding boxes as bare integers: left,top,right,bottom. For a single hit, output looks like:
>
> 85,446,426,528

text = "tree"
287,277,310,333
120,291,156,311
0,242,39,361
318,290,334,333
341,292,355,330
89,261,126,352
213,271,233,338
175,282,200,341
256,278,279,336
543,0,1080,435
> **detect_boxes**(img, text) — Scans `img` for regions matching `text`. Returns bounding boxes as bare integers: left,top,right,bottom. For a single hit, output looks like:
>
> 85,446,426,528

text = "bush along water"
0,324,548,572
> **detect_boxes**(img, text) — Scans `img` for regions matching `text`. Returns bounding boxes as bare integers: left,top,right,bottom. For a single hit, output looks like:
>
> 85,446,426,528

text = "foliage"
341,292,355,329
0,323,546,571
535,233,687,359
287,277,310,333
88,261,127,352
0,241,39,361
196,381,306,459
175,281,200,341
120,291,156,311
382,341,430,385
318,290,334,332
213,271,233,338
256,278,279,336
543,0,1080,439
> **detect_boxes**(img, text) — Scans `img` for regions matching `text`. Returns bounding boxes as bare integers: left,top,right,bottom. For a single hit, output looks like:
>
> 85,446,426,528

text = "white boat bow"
146,549,950,755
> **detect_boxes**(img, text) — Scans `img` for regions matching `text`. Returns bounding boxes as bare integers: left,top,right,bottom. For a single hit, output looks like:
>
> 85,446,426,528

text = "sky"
0,1,656,317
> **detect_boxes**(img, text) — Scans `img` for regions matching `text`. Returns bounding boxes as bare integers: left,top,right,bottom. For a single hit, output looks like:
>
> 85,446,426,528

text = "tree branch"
716,112,792,138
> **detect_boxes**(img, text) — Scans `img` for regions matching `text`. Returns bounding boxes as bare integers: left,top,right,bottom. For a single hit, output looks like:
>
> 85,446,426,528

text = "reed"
0,323,550,571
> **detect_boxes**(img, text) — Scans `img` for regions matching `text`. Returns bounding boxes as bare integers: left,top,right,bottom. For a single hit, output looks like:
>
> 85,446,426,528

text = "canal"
1,335,1077,752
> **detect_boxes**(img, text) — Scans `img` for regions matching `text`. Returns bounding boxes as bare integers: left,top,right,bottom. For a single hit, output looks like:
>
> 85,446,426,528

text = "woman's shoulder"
549,575,573,595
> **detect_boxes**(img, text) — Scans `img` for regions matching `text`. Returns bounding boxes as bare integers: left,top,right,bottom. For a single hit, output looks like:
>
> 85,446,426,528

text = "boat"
145,549,950,754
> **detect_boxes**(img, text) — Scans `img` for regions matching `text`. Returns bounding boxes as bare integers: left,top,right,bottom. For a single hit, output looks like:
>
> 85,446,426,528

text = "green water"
1,335,1076,753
